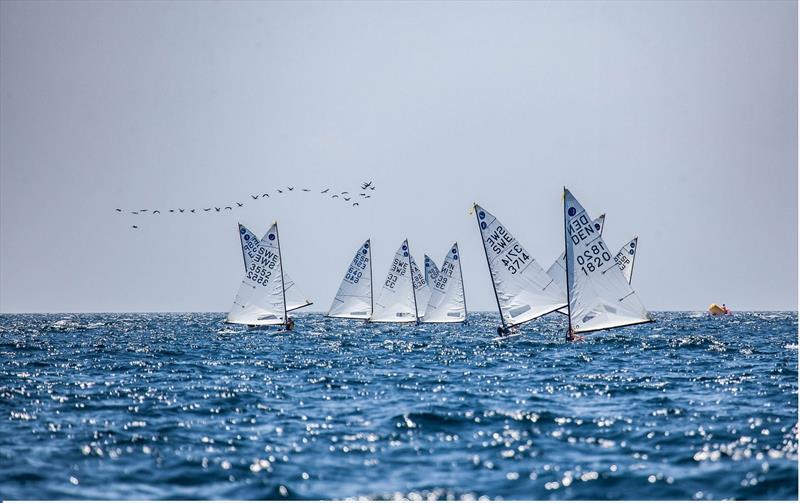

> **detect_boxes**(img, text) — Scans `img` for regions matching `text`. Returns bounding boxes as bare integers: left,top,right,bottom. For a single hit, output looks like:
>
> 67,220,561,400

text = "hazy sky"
1,0,796,313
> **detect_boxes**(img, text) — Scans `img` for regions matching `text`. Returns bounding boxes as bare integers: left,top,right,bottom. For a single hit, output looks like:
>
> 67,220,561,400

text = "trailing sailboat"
614,237,638,284
227,222,299,328
424,255,440,284
327,239,373,319
410,255,430,317
563,189,652,339
473,204,567,336
422,243,467,323
238,224,313,311
369,240,420,323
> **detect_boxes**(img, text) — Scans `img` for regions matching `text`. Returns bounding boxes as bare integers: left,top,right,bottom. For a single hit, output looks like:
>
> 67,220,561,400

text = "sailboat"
422,243,467,323
369,239,420,323
327,239,373,319
563,189,652,338
614,237,638,284
473,204,567,336
424,255,440,284
547,214,606,298
238,224,313,311
410,255,430,317
227,222,308,329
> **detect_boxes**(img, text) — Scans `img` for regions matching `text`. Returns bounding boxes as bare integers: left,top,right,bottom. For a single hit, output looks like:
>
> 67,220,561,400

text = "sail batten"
474,204,567,327
563,189,652,334
327,239,373,319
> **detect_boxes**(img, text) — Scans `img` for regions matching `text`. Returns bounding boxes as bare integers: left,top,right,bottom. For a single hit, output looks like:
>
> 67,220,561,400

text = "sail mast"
237,224,248,271
406,239,419,323
455,242,468,323
562,188,573,333
275,222,288,326
368,239,374,317
473,204,506,329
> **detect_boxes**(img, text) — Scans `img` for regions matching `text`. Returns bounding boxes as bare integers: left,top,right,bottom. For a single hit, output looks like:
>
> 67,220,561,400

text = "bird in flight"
301,188,310,192
352,202,359,207
344,197,351,201
169,209,175,213
277,189,283,194
332,194,339,199
321,188,329,193
369,186,376,190
140,209,149,213
287,186,294,191
179,208,185,213
224,206,232,210
364,195,371,199
236,202,244,207
214,207,221,212
131,211,139,215
115,208,122,212
359,193,366,196
341,191,349,195
190,209,196,213
262,193,269,198
153,210,161,214
361,181,373,189
204,208,211,212
251,194,259,200
132,225,138,229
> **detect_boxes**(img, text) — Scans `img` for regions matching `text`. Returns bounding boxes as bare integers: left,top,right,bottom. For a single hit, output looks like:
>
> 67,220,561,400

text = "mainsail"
227,223,287,326
370,240,419,323
474,204,567,327
422,243,467,323
563,189,652,333
614,237,638,284
238,224,312,311
548,214,605,316
411,255,430,317
327,239,373,319
424,255,440,284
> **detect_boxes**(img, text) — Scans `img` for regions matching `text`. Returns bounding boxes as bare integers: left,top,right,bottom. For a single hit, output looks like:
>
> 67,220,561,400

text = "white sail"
548,214,605,315
614,237,638,284
474,204,567,327
424,255,440,284
370,240,418,323
327,239,373,319
238,223,312,312
422,243,467,323
564,189,652,333
227,223,286,326
410,254,430,317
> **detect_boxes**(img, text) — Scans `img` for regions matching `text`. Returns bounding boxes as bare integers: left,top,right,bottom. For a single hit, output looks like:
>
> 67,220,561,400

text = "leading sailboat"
473,204,567,337
227,222,308,329
562,189,652,340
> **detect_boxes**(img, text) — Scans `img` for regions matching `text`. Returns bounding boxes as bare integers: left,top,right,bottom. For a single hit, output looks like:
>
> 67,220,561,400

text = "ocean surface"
0,312,797,500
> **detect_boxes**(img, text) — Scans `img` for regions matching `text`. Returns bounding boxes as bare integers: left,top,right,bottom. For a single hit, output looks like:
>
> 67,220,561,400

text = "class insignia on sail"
473,203,567,334
327,239,373,319
421,243,468,323
563,189,652,335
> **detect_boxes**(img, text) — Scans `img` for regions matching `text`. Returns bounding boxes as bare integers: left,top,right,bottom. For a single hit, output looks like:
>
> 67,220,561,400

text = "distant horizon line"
0,310,796,315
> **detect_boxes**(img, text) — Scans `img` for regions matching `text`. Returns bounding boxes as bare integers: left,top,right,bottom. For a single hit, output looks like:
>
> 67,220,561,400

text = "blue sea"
0,312,797,500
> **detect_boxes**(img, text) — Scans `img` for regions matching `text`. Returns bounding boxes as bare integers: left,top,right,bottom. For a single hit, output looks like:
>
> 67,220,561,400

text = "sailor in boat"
566,326,585,343
496,325,519,338
285,317,295,331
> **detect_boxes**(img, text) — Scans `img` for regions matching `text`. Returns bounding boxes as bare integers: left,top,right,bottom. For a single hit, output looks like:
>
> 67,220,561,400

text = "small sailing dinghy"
473,204,567,338
424,255,440,284
547,214,606,301
410,255,431,317
614,237,638,284
422,243,467,323
227,222,309,330
563,189,652,339
327,239,373,319
369,240,420,323
238,224,313,312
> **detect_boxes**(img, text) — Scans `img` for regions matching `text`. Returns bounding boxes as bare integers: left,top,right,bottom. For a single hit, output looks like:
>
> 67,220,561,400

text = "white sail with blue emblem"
370,240,418,323
410,254,431,317
614,237,638,284
422,243,467,323
424,255,440,285
474,204,567,327
327,239,373,319
227,223,286,326
238,224,312,312
564,189,652,333
548,214,605,315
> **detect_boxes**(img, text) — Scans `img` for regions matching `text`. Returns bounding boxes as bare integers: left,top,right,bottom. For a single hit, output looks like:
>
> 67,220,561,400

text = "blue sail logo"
568,207,576,216
268,233,275,241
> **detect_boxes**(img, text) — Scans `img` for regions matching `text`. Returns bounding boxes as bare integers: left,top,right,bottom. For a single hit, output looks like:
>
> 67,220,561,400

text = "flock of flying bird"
119,181,376,229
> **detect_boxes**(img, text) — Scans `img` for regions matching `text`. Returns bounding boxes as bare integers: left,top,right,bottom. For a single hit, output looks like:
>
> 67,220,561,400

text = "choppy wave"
0,311,796,500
